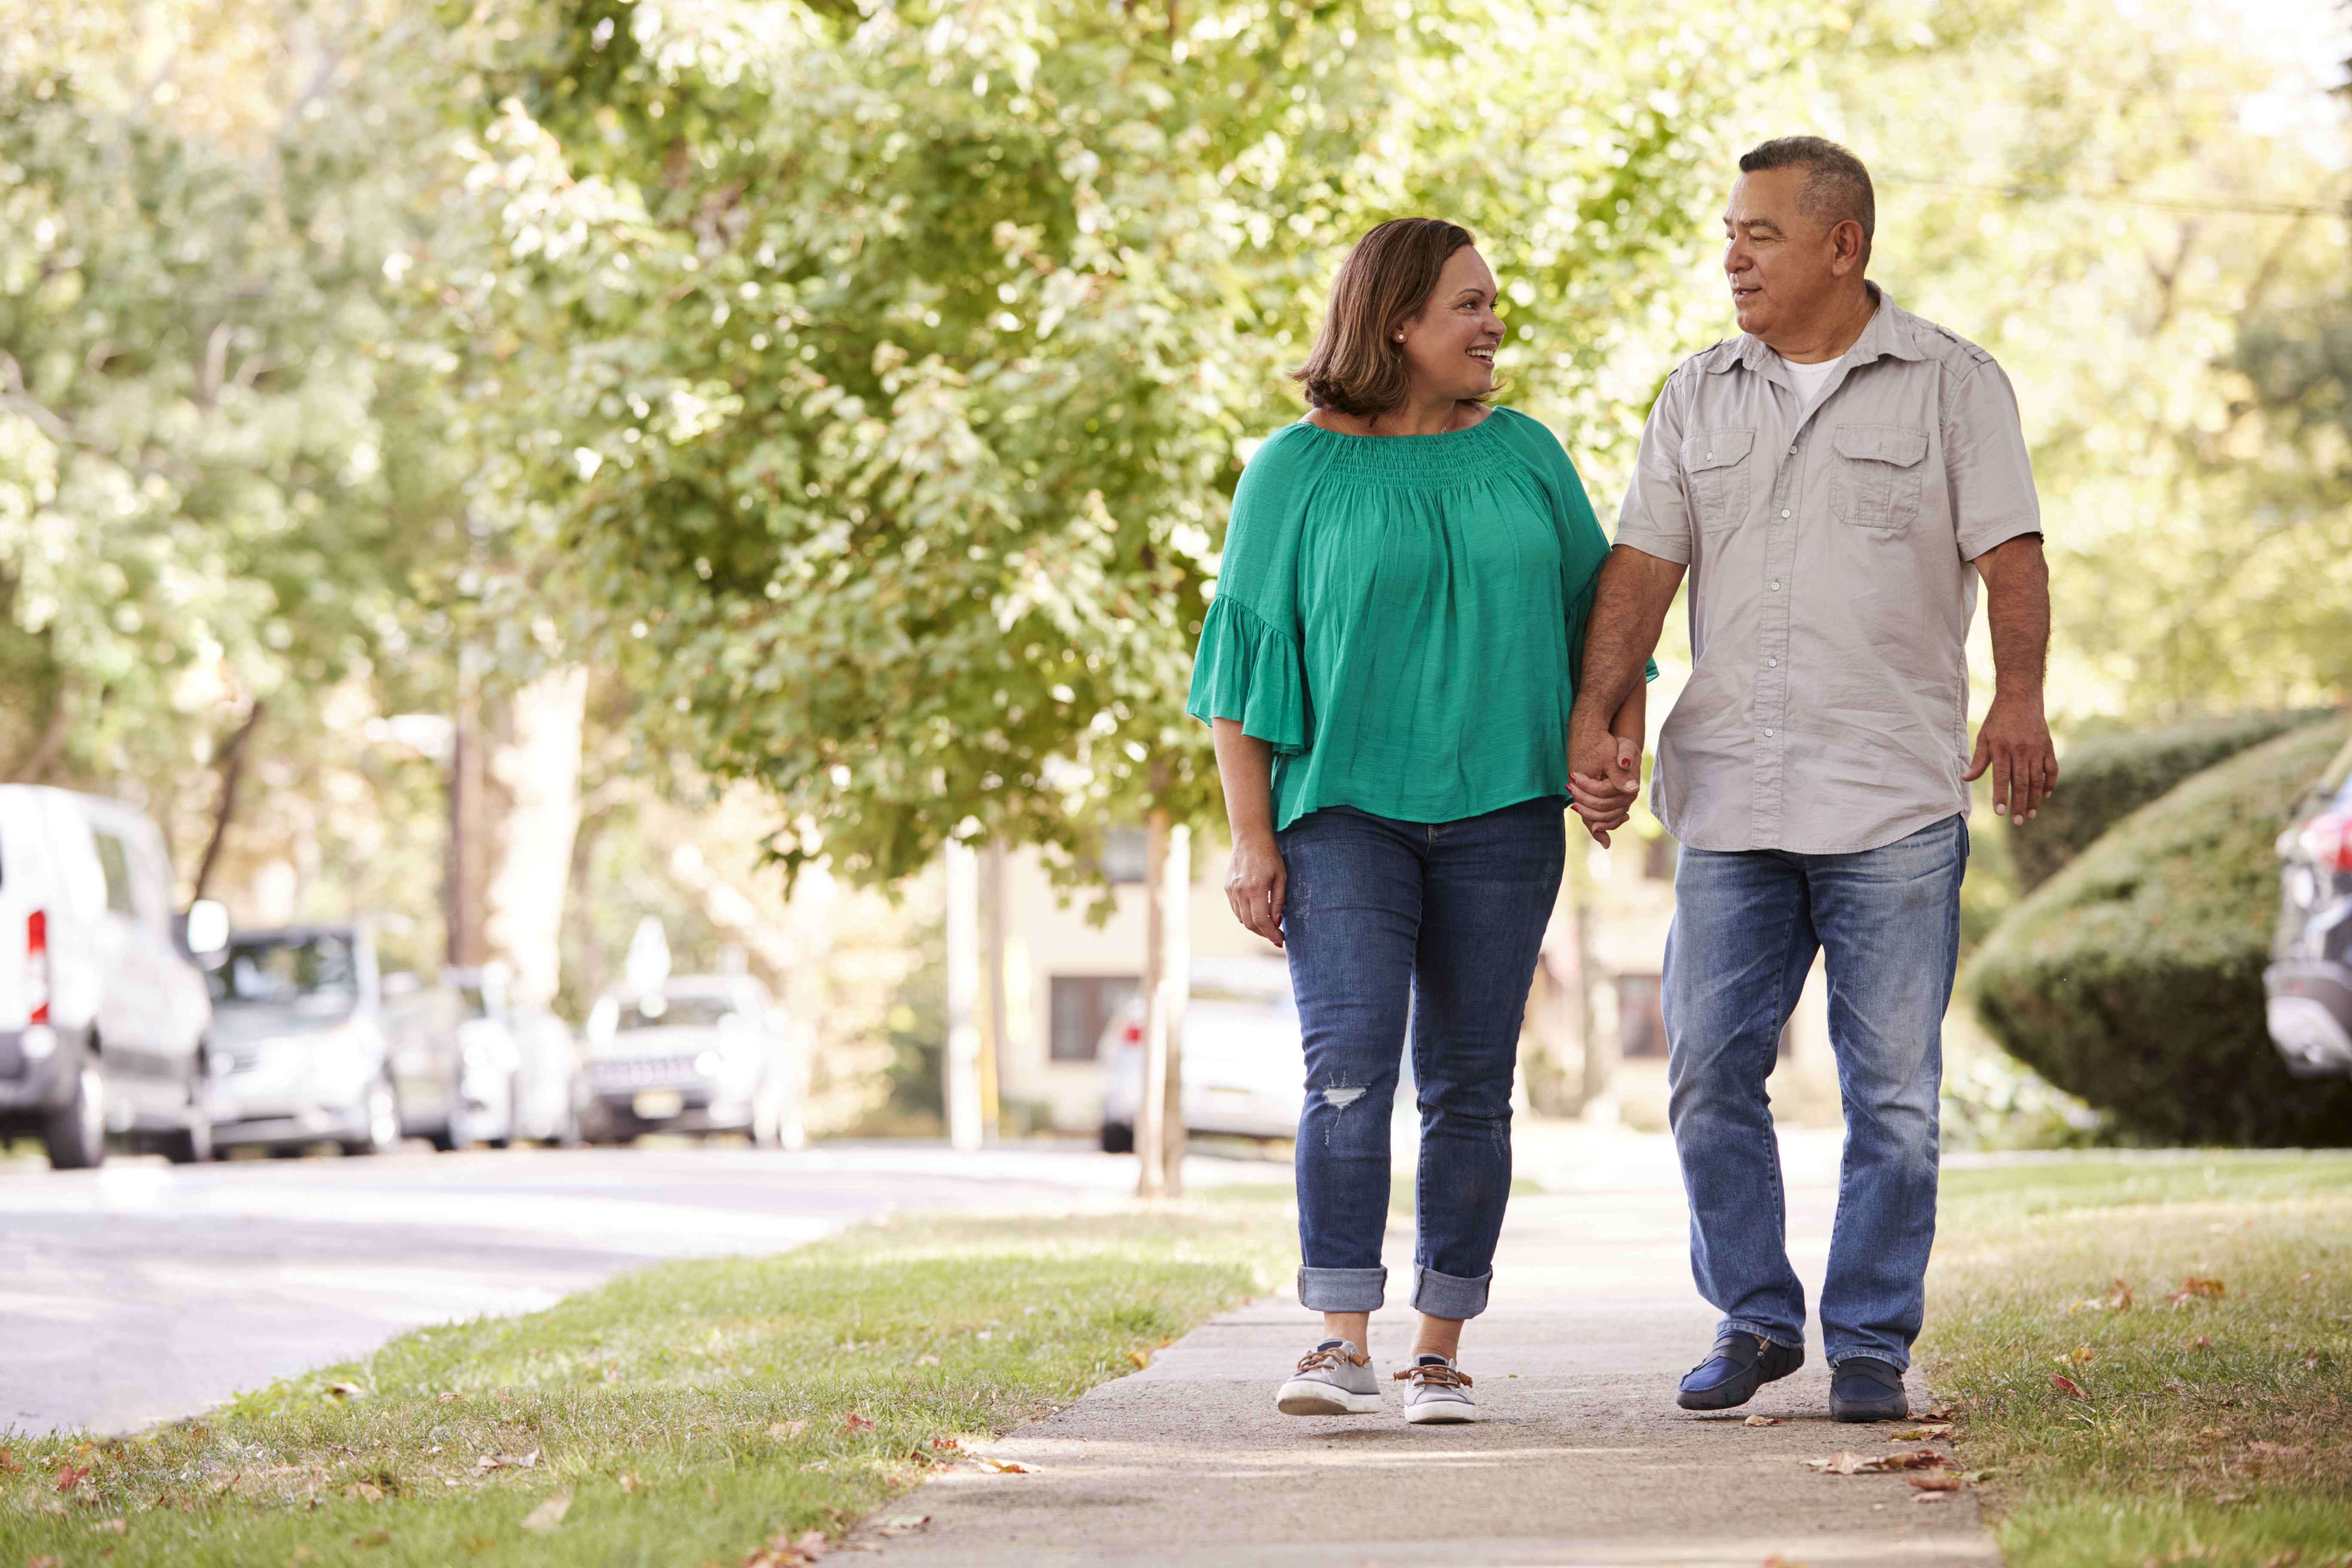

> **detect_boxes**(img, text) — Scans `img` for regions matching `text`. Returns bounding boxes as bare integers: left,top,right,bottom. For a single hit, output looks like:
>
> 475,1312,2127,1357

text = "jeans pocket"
1829,423,1928,533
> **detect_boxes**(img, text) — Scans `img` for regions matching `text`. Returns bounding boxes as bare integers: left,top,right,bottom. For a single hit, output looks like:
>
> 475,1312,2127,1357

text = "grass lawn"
1925,1154,2352,1568
0,1202,1297,1567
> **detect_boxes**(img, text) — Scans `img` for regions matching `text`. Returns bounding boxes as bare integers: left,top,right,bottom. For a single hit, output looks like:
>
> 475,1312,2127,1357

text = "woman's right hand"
1225,827,1288,949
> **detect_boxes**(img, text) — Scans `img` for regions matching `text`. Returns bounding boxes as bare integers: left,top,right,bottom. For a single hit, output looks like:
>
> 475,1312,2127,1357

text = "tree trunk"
1569,842,1618,1125
943,838,983,1152
191,702,265,902
447,668,587,1007
1136,809,1191,1198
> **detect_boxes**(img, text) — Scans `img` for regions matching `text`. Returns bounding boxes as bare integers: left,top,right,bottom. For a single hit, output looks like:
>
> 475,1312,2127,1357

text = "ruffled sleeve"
1186,592,1310,755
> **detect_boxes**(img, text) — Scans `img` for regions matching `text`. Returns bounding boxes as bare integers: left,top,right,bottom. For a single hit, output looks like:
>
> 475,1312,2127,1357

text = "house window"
1050,975,1140,1062
1616,974,1666,1058
1098,827,1149,884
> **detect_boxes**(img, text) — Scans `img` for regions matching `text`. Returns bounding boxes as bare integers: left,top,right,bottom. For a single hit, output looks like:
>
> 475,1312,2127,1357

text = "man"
1565,136,2056,1422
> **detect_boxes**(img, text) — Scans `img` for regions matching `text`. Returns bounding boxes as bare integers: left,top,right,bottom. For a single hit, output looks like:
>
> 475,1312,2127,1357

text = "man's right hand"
1568,719,1641,846
1225,828,1287,949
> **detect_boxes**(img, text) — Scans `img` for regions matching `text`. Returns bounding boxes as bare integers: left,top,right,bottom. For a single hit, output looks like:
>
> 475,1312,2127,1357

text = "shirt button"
1770,581,1781,591
1787,445,1796,454
1706,452,1715,460
1781,509,1791,518
1764,728,1776,737
1767,657,1778,667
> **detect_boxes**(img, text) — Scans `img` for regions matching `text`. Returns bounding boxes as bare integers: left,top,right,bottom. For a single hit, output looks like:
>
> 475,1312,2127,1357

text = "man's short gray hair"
1738,136,1875,262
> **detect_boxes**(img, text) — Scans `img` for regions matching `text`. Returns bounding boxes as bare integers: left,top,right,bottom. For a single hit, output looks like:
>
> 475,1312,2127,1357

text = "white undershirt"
1778,352,1845,415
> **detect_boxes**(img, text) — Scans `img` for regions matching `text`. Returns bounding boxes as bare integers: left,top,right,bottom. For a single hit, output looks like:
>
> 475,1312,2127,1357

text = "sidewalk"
864,1124,2001,1568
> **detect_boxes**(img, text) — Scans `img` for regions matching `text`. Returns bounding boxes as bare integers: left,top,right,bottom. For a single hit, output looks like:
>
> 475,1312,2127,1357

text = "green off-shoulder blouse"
1186,406,1649,831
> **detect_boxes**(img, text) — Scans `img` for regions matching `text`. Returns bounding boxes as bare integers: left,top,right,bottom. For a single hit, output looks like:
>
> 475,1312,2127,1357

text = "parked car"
582,974,794,1144
2265,733,2352,1078
1099,957,1308,1152
207,925,470,1155
445,964,585,1146
0,786,220,1168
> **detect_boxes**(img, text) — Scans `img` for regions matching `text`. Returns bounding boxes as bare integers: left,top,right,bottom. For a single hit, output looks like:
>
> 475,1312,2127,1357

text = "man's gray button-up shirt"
1616,287,2042,855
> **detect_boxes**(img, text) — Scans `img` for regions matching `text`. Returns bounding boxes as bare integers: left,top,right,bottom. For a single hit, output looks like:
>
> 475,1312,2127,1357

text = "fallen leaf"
0,1446,18,1473
1743,1415,1785,1427
2294,1272,2315,1285
55,1464,91,1492
2301,1349,2325,1370
2187,1335,2212,1350
1124,1349,1151,1369
930,1437,961,1451
873,1515,929,1538
28,1556,61,1568
769,1421,807,1439
1804,1449,1944,1475
742,1527,831,1566
974,1457,1032,1474
2262,1550,2304,1567
2063,1346,2096,1365
1891,1426,1953,1441
344,1482,385,1503
2168,1277,2226,1306
437,1392,462,1404
89,1517,128,1534
351,1526,391,1547
473,1449,540,1473
1918,1403,1955,1421
619,1474,641,1494
2050,1374,2090,1401
1911,1490,1950,1504
843,1412,875,1433
327,1382,365,1400
1909,1473,1964,1492
520,1494,571,1534
2107,1278,2136,1311
913,1354,940,1366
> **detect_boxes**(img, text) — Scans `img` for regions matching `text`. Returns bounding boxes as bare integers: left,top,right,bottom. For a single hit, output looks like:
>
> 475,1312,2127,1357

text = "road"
0,1140,1257,1437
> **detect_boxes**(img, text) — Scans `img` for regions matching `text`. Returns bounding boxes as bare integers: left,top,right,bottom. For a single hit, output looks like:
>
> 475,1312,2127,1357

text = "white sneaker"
1276,1338,1383,1416
1395,1354,1482,1424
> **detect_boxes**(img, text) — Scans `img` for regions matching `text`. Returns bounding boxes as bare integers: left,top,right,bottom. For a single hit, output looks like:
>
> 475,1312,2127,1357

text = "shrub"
1963,717,2352,1147
2008,710,2335,891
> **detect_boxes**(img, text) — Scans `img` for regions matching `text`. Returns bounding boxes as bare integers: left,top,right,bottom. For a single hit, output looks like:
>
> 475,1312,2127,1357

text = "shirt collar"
1702,283,1924,376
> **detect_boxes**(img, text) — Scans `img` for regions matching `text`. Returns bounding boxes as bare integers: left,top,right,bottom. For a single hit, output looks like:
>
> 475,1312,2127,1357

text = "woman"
1188,218,1647,1424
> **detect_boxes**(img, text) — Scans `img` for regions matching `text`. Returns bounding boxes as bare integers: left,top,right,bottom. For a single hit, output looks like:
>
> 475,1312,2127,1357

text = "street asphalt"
0,1140,1252,1437
863,1124,2003,1568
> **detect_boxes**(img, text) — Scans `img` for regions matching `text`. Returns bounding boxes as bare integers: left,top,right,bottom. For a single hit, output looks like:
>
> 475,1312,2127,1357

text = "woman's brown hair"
1291,218,1480,419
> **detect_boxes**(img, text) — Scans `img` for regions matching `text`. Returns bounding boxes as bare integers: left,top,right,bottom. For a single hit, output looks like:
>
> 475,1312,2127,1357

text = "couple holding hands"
1188,136,2058,1425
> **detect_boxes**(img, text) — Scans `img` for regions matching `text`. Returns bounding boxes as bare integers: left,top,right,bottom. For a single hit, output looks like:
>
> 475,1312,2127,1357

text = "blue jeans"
1664,813,1967,1369
1279,799,1566,1321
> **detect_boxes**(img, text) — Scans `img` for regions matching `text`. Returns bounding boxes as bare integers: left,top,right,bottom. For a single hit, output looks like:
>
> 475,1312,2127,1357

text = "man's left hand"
1964,693,2058,826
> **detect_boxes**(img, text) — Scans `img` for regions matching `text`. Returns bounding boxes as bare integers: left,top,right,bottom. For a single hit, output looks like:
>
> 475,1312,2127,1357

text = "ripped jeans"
1278,799,1566,1321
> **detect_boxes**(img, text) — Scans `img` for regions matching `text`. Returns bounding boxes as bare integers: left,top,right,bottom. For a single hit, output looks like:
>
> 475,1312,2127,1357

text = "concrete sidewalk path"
865,1125,2001,1568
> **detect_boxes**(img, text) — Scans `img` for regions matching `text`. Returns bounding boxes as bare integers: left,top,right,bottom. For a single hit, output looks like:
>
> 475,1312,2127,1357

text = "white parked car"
207,926,420,1157
0,786,218,1168
1099,957,1306,1151
445,964,585,1146
582,974,797,1145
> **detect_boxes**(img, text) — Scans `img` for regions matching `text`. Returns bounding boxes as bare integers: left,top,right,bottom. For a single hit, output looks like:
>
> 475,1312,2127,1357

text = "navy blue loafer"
1676,1330,1804,1411
1828,1355,1910,1422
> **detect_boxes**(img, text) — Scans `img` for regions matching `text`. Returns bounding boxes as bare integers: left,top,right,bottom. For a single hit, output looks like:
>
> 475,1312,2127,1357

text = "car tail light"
25,910,48,1024
1121,1023,1142,1046
2302,813,2352,874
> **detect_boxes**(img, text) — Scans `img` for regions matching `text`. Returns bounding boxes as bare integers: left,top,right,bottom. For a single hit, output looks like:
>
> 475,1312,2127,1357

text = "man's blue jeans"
1664,813,1967,1369
1278,799,1565,1321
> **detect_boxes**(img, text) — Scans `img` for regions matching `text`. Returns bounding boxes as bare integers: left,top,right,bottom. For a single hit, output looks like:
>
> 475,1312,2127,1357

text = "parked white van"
0,787,220,1168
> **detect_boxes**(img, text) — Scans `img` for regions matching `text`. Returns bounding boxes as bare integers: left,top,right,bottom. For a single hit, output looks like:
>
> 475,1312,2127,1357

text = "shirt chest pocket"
1829,423,1929,534
1680,428,1754,535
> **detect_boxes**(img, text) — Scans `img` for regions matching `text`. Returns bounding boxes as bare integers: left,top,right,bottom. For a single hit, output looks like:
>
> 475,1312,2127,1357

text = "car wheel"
1099,1121,1134,1155
341,1075,403,1157
158,1066,214,1166
44,1049,108,1170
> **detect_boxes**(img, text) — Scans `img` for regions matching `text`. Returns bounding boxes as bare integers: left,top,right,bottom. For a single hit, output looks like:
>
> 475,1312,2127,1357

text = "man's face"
1722,168,1849,344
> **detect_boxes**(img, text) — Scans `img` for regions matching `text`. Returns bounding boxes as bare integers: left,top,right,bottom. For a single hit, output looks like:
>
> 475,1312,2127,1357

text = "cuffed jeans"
1279,799,1565,1321
1664,812,1967,1369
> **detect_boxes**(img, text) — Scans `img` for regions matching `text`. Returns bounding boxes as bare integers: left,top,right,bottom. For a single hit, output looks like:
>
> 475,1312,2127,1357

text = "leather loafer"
1676,1330,1804,1411
1828,1355,1911,1422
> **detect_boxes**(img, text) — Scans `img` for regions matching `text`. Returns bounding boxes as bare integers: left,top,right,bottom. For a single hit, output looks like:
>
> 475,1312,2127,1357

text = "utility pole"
944,838,983,1152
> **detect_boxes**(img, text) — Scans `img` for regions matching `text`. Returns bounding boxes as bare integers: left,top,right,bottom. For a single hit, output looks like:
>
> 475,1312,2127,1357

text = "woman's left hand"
1569,735,1643,846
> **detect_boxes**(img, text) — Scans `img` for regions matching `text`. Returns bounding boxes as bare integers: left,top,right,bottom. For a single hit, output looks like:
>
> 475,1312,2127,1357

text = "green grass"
0,1203,1297,1567
1925,1154,2352,1567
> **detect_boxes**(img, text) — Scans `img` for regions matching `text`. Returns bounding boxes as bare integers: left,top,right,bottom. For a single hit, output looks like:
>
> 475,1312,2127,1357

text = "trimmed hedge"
1964,716,2352,1146
2007,710,2334,891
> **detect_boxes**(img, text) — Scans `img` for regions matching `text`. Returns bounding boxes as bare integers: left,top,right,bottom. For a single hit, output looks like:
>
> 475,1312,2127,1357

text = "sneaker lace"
1393,1362,1473,1390
1294,1345,1369,1375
